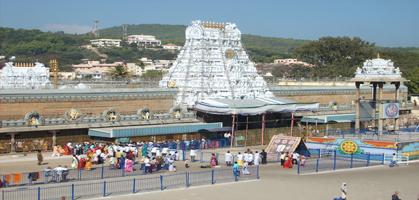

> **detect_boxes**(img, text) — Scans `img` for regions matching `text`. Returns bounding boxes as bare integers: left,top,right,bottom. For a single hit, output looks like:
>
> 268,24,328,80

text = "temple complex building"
0,62,51,89
159,20,273,107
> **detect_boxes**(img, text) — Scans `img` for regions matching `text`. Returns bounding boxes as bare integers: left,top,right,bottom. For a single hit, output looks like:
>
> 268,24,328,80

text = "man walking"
390,153,399,167
37,150,43,165
341,183,348,200
190,148,196,162
225,151,233,166
391,191,401,200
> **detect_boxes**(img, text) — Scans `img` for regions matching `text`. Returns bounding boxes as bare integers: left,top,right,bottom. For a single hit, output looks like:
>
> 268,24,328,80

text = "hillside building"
127,35,161,46
90,39,121,48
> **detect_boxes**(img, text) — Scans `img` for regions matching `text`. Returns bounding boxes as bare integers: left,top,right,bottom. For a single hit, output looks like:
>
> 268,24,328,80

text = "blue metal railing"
298,151,385,174
1,166,259,200
1,163,164,188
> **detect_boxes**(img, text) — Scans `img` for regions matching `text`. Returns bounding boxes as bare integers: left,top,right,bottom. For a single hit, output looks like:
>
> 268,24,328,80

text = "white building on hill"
127,35,161,46
90,39,121,48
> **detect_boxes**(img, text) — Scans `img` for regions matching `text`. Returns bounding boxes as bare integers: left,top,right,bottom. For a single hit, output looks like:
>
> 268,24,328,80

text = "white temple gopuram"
159,20,273,107
1,62,51,89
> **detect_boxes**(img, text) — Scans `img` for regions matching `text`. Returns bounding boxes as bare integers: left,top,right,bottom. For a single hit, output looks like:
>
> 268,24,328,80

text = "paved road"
90,162,419,200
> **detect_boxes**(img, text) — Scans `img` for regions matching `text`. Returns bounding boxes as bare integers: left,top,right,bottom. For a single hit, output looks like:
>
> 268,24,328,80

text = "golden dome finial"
216,23,219,28
377,53,380,59
205,22,209,28
202,21,205,27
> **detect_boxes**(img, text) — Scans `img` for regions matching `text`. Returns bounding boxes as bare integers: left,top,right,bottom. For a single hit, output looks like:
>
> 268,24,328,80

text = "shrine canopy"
266,135,310,157
195,97,319,115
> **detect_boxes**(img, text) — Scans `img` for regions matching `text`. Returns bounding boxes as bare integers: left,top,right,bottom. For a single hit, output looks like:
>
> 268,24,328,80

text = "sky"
1,0,418,47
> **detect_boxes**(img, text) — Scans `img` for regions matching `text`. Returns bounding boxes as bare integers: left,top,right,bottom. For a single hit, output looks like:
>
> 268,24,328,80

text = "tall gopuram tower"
159,20,273,108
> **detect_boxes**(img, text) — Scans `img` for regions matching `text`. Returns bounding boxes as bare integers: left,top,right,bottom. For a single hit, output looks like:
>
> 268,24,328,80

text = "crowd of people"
50,141,186,174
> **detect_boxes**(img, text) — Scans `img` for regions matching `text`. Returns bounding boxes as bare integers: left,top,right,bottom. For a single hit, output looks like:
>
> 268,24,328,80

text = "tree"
141,70,163,80
293,36,375,77
136,61,145,70
106,64,132,78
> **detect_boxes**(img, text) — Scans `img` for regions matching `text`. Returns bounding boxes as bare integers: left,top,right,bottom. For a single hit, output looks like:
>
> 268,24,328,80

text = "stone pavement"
1,147,418,199
90,162,419,200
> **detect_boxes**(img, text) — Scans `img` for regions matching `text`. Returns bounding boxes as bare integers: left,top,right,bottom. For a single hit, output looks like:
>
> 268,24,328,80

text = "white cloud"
40,23,92,34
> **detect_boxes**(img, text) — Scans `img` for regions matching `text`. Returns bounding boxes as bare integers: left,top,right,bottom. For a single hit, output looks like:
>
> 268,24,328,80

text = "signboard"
382,103,399,119
266,136,301,156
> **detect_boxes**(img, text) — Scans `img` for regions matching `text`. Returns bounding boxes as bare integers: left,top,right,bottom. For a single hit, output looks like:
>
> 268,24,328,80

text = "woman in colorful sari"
86,148,94,158
71,155,79,169
84,158,92,171
58,145,65,155
210,156,216,166
78,158,86,169
42,141,48,151
119,156,126,169
300,155,306,167
125,158,133,172
237,152,243,167
283,153,293,169
64,145,71,155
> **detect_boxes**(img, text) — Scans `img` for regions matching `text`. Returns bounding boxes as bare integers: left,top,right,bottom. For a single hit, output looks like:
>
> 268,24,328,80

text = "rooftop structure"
1,62,51,89
159,20,274,107
127,34,161,46
90,39,121,48
274,59,313,67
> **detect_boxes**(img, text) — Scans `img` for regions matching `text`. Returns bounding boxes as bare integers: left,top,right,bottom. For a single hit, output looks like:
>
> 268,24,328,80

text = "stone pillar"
371,83,377,130
394,82,400,133
52,130,57,148
355,82,362,130
152,135,157,142
378,83,384,135
182,134,187,141
9,133,16,153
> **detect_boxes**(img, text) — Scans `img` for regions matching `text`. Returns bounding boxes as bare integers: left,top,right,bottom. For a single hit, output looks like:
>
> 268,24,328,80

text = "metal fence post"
133,178,135,193
38,187,40,200
257,165,260,179
101,166,104,179
333,151,337,170
186,172,189,187
216,153,219,162
200,152,203,163
316,159,319,173
72,184,75,200
103,181,106,197
122,168,125,177
350,153,353,168
382,153,385,165
297,161,300,174
367,154,370,166
211,169,214,184
78,169,81,181
160,175,164,190
277,153,280,162
2,189,4,200
183,150,186,161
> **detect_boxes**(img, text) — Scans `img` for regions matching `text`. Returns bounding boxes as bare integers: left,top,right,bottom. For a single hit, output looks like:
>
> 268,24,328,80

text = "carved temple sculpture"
1,62,52,89
159,20,273,108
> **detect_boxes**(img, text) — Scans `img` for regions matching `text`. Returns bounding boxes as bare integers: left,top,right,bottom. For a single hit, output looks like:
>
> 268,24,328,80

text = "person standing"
280,152,285,166
261,149,267,165
341,183,348,200
237,152,243,167
292,152,300,165
391,191,401,200
225,151,233,166
37,150,43,165
233,161,239,177
52,145,60,157
190,148,196,162
254,151,260,165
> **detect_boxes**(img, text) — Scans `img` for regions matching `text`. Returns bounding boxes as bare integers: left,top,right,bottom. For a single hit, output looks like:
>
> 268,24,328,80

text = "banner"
382,103,399,119
266,136,301,156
